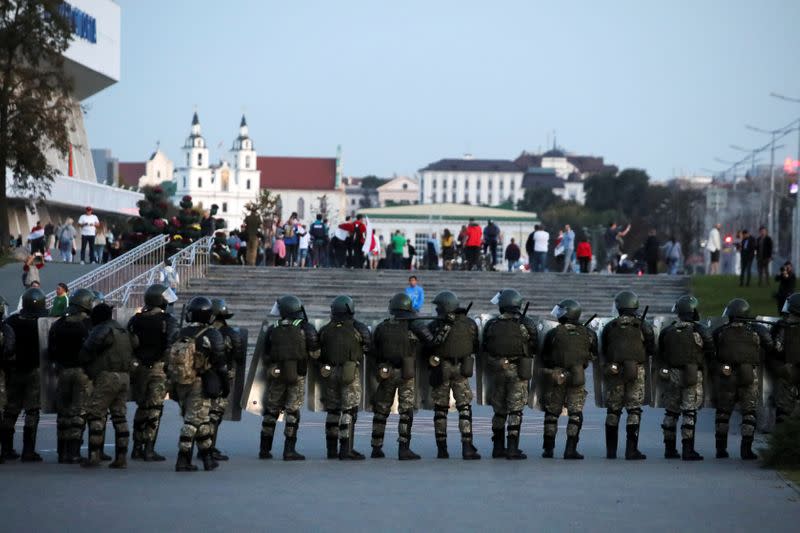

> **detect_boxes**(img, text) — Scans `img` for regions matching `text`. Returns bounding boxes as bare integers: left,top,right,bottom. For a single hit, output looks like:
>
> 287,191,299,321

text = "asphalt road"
0,401,797,533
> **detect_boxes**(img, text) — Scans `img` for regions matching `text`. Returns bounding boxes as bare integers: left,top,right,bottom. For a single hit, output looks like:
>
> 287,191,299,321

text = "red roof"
118,162,145,187
257,156,337,190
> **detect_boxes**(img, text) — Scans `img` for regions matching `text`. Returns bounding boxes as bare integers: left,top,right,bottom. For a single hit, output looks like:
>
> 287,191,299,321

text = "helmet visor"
163,287,178,304
782,300,790,314
551,305,566,319
270,302,280,316
490,292,501,305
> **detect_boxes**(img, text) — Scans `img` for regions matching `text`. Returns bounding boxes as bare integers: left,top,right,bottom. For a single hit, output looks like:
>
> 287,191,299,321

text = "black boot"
283,437,305,461
57,438,65,464
0,429,19,460
209,426,228,461
492,429,506,459
65,439,84,464
131,440,144,460
259,434,273,459
20,427,43,462
175,449,198,472
339,437,365,461
436,440,449,459
605,424,618,459
505,436,527,460
326,437,339,459
200,448,219,470
625,425,646,460
109,446,127,469
81,444,102,468
542,435,555,459
143,440,166,462
564,436,584,460
741,436,758,460
682,438,703,461
462,441,481,460
664,436,680,459
371,446,385,459
715,434,729,459
347,413,365,460
398,441,421,460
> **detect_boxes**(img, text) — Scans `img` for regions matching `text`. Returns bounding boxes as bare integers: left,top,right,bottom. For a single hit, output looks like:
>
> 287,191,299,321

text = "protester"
464,218,483,271
483,219,500,267
604,221,630,273
273,233,286,266
739,229,756,287
367,229,381,269
561,224,575,273
309,214,329,268
22,253,44,288
390,230,407,270
706,223,722,275
283,213,299,267
44,221,55,254
775,261,796,313
504,238,521,272
644,229,660,275
756,226,773,287
200,210,215,237
662,235,682,275
56,218,77,263
28,221,46,254
553,230,565,272
331,217,350,267
78,206,100,264
576,237,592,273
298,225,310,268
441,229,456,271
527,224,549,273
50,283,69,317
404,275,424,313
94,224,108,264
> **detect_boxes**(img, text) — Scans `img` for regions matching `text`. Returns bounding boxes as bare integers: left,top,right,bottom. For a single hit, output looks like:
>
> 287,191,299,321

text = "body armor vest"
549,323,592,368
781,322,800,365
130,312,169,365
661,321,704,367
50,315,90,368
375,319,412,365
436,315,475,359
717,322,760,364
270,320,307,361
320,319,363,365
8,315,41,369
604,316,646,363
93,322,133,374
485,317,528,357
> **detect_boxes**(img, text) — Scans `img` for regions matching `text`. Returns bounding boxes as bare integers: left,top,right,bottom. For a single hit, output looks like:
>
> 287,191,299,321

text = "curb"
777,471,800,497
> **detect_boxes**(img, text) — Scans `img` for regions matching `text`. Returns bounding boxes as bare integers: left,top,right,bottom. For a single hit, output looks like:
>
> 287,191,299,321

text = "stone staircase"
180,266,691,350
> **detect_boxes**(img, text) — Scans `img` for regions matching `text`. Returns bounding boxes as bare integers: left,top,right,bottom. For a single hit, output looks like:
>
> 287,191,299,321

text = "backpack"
661,321,703,366
167,327,211,385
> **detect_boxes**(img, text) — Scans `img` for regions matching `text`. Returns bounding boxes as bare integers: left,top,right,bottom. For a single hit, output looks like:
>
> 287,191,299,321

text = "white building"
139,149,174,188
419,158,524,206
174,113,260,230
377,176,419,206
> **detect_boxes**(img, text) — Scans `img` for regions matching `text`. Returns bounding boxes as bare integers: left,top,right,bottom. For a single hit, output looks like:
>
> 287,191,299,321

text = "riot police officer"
172,296,228,471
257,295,320,461
317,295,371,460
482,289,538,460
1,288,48,462
657,295,713,461
770,292,800,425
81,301,134,468
427,291,480,460
48,288,95,464
370,292,433,460
713,298,772,460
207,298,245,461
601,291,655,460
128,284,179,462
0,297,15,464
541,299,597,460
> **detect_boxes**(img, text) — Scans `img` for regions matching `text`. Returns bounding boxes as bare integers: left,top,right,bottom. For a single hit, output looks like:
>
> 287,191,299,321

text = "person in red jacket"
464,218,483,271
576,237,592,273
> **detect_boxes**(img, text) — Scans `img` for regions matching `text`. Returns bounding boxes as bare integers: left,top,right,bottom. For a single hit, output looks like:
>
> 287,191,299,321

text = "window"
186,153,190,166
222,202,228,213
414,234,428,255
157,170,161,179
297,197,305,219
245,155,251,169
198,177,202,188
246,179,251,190
197,153,203,166
183,177,186,188
402,183,408,190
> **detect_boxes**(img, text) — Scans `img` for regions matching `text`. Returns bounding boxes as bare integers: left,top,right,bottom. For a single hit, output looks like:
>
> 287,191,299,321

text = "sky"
84,0,800,181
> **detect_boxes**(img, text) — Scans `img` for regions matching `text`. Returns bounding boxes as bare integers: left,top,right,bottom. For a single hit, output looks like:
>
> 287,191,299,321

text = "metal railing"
104,236,214,309
44,235,170,307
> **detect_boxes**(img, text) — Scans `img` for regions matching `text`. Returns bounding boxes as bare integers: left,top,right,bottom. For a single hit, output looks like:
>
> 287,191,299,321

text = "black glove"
201,369,222,398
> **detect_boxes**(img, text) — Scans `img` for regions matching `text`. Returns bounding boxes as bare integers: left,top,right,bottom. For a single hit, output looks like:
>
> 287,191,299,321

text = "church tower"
230,114,259,194
183,111,209,170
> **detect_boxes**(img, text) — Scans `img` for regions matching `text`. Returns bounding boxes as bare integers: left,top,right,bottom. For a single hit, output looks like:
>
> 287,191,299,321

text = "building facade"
377,176,419,206
419,158,524,206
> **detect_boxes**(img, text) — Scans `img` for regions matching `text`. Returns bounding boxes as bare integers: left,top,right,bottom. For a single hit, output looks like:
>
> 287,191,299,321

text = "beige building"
377,176,419,206
139,149,174,188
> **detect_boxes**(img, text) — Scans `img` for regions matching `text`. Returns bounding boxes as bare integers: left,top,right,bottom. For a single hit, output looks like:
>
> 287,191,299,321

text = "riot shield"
475,313,495,406
242,320,270,416
756,315,780,432
588,317,612,407
306,318,332,413
38,317,58,414
531,317,558,411
223,327,247,421
113,307,137,328
702,316,729,409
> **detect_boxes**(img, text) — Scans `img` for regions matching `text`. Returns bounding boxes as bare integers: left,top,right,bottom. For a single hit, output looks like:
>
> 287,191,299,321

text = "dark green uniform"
770,316,800,423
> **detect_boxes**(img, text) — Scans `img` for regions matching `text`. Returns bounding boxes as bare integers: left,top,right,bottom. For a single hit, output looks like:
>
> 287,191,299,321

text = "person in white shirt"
298,225,310,268
706,223,722,275
77,206,100,264
530,224,550,272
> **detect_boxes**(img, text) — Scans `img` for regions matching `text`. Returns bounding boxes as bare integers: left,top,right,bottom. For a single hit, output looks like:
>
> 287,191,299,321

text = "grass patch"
0,253,21,268
782,470,800,486
690,275,779,318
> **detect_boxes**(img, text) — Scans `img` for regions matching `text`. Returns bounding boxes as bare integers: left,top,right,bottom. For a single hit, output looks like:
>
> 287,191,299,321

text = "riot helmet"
388,292,413,315
21,288,46,315
552,299,582,323
211,298,234,320
330,295,355,317
614,291,639,314
273,295,303,320
144,284,169,310
70,288,96,314
782,293,800,316
672,295,700,321
185,296,214,324
723,298,751,321
433,291,459,316
495,288,523,314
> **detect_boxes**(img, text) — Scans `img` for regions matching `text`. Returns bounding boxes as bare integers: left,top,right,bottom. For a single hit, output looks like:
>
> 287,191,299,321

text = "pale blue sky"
85,0,800,180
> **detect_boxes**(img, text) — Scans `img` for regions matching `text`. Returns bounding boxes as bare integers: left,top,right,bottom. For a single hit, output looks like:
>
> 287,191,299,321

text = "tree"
129,185,175,245
585,168,650,219
360,175,385,189
517,187,564,213
0,1,74,253
243,189,281,265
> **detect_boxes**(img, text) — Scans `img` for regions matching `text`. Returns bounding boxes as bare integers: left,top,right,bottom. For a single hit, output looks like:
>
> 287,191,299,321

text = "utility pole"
771,93,800,266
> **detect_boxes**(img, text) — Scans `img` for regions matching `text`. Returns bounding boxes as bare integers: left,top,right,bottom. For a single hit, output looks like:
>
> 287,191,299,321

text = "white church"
174,112,260,230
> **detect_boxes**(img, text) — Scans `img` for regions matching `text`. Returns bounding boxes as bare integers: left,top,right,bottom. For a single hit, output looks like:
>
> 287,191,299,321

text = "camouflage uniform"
712,320,772,458
128,308,179,455
0,321,14,414
482,312,538,459
81,312,134,468
770,317,800,423
208,320,245,457
541,322,597,456
318,317,371,459
428,313,479,452
258,317,320,459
